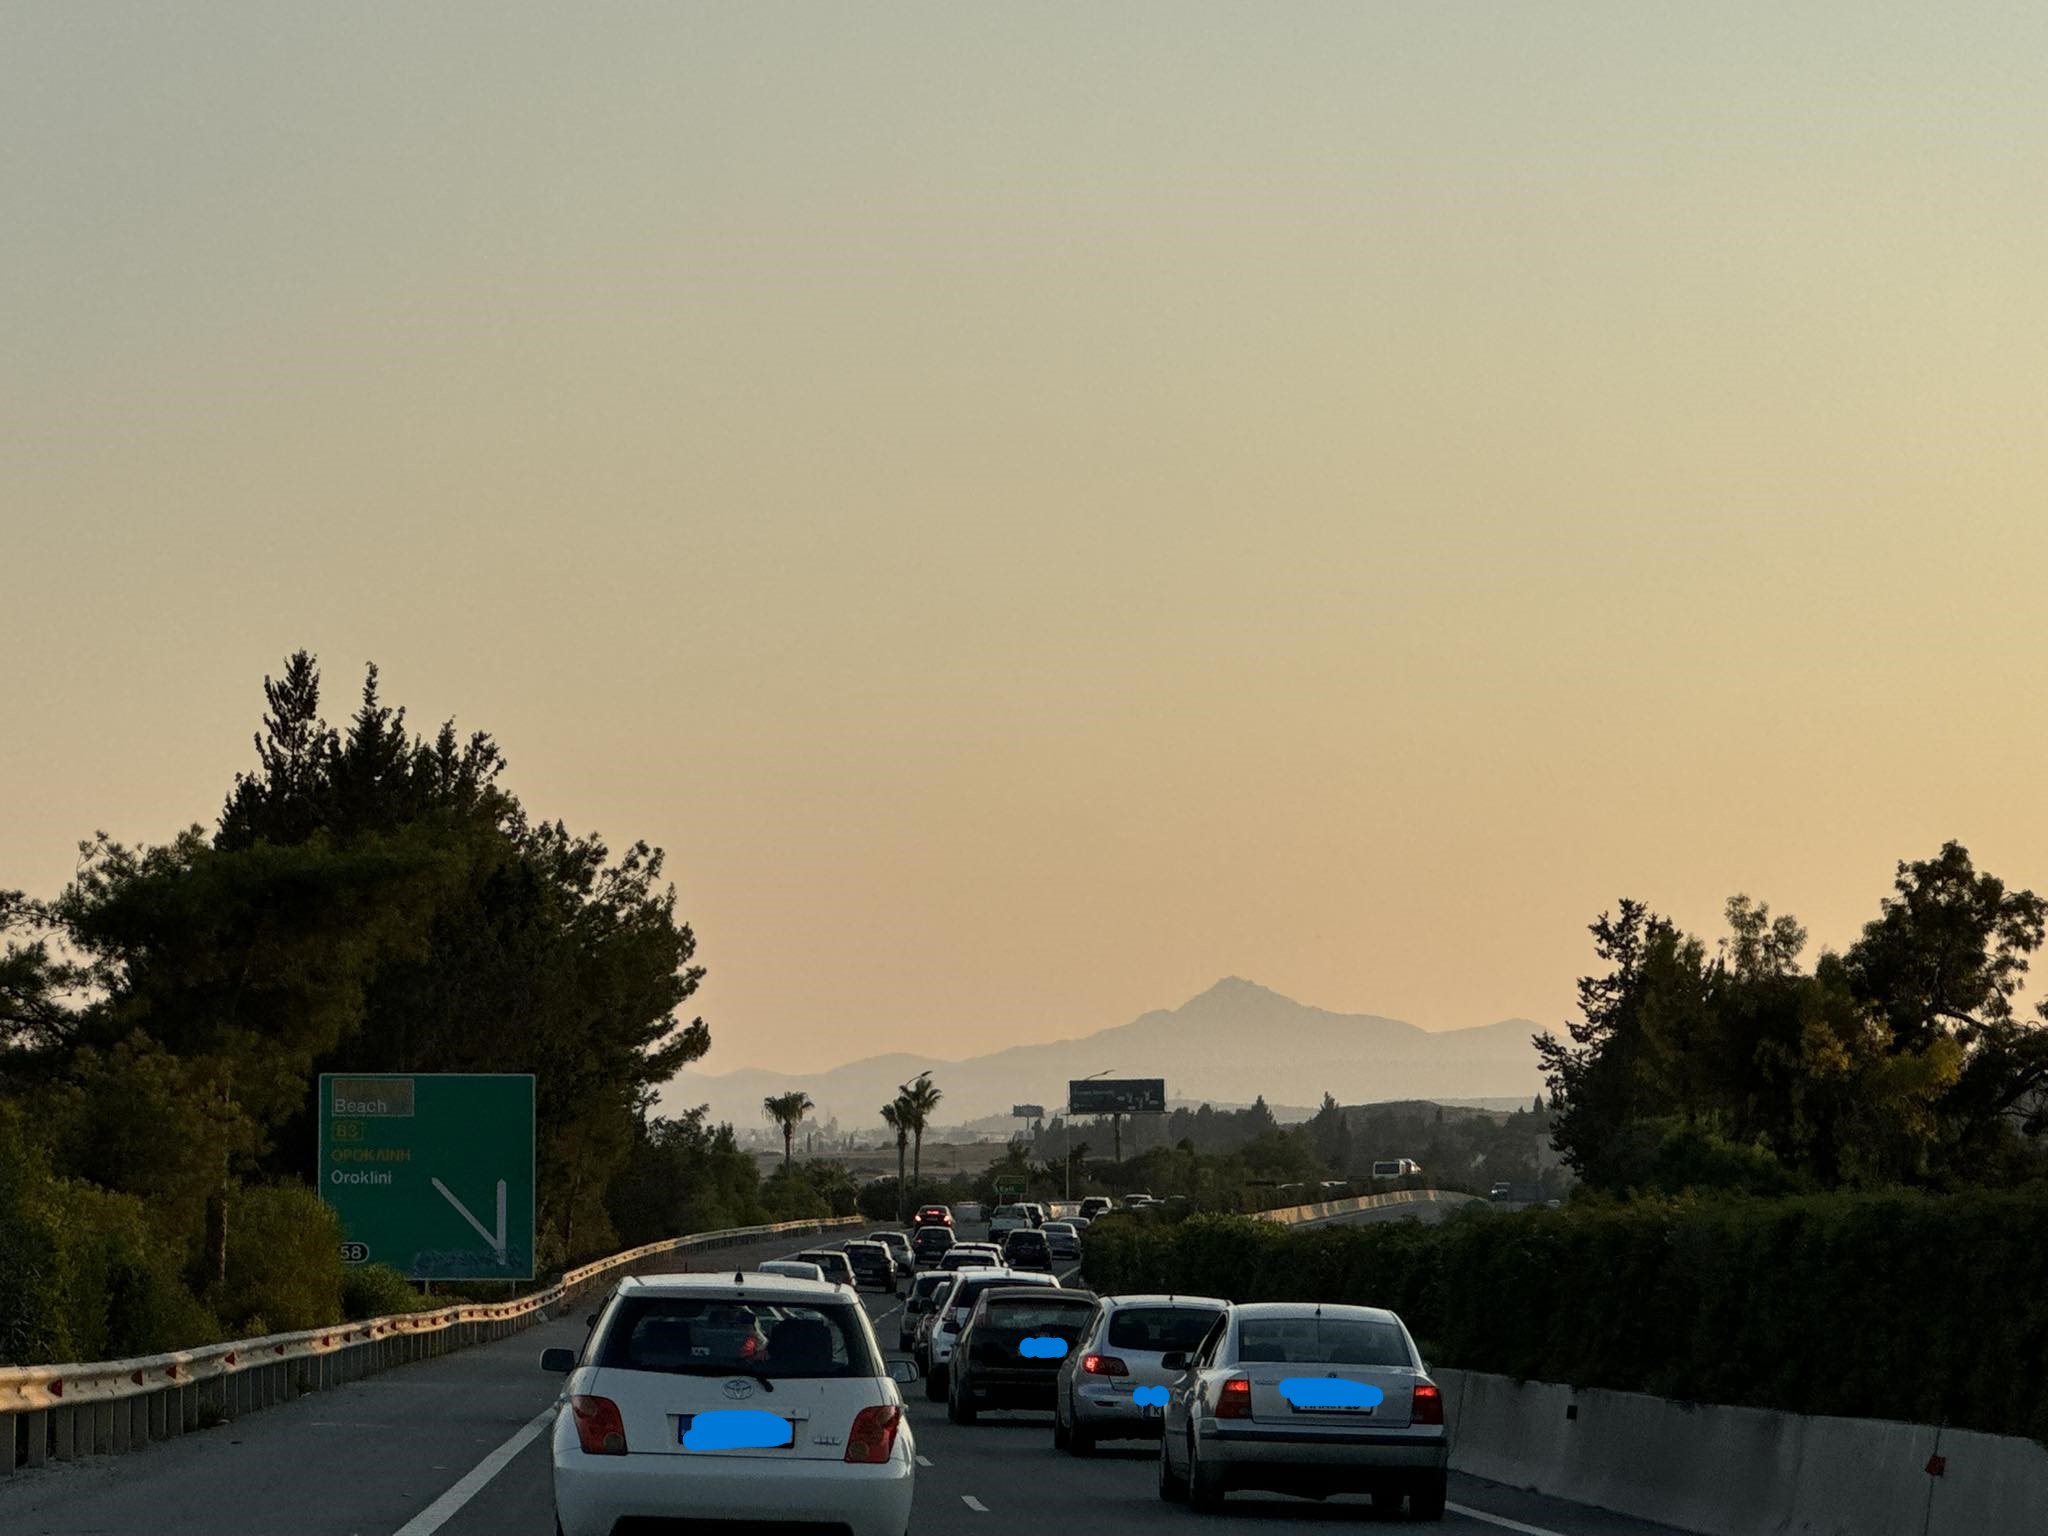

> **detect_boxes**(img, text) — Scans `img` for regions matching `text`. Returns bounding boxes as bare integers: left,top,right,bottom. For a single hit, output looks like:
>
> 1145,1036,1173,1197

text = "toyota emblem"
722,1377,754,1400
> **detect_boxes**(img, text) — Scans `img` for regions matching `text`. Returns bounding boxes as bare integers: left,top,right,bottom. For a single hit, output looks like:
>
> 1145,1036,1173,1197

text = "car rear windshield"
914,1229,953,1247
983,1298,1095,1330
1107,1306,1224,1353
1005,1232,1047,1249
1236,1317,1412,1367
953,1275,1050,1310
597,1297,875,1379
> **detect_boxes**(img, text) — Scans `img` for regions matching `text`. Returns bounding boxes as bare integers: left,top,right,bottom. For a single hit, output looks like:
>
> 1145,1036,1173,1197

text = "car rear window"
1107,1306,1223,1353
953,1275,1051,1311
597,1297,874,1379
1236,1317,1412,1367
983,1298,1095,1330
1005,1231,1047,1249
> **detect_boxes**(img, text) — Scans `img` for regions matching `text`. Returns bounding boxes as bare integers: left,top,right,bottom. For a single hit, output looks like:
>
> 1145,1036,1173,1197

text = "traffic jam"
542,1198,1450,1535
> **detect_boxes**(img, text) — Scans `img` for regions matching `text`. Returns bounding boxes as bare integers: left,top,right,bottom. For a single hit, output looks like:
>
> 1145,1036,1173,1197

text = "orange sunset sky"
7,5,2048,1071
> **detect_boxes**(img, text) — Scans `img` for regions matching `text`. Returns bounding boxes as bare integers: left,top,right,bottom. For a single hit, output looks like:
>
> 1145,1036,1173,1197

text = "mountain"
659,977,1545,1134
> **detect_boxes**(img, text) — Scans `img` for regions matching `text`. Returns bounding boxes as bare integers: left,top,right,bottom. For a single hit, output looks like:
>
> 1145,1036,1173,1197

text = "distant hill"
660,977,1545,1134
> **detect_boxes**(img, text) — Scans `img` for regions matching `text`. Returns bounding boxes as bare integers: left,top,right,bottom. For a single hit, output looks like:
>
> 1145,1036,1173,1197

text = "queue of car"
544,1205,1451,1530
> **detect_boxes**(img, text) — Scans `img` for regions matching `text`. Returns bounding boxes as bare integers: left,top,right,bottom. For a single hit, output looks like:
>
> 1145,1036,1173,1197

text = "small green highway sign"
317,1073,535,1281
993,1174,1027,1198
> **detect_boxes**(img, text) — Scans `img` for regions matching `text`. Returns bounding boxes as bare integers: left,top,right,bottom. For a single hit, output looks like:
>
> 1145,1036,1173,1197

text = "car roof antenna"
735,1270,745,1284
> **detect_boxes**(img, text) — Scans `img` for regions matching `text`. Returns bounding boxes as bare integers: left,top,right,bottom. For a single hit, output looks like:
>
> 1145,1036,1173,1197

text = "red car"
911,1204,954,1229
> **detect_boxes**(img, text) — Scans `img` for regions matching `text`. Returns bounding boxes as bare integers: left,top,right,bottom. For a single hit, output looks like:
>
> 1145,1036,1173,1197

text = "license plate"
1141,1404,1162,1420
1294,1403,1373,1415
676,1414,795,1447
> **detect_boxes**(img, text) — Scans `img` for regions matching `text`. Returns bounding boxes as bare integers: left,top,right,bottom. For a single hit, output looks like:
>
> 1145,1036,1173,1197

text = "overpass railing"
1258,1187,1478,1225
0,1214,862,1476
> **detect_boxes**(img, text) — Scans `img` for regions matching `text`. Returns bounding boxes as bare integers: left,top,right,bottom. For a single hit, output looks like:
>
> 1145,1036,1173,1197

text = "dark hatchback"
1000,1227,1053,1272
949,1287,1100,1423
844,1239,898,1292
911,1226,956,1267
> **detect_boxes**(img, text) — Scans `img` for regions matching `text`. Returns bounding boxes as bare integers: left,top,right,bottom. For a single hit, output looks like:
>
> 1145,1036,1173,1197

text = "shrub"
0,1106,219,1364
215,1184,343,1335
340,1263,435,1321
1082,1189,2048,1442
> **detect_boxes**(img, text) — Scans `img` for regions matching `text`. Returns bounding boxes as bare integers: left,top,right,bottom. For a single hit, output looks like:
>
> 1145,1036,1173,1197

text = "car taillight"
570,1394,628,1455
1216,1376,1252,1419
1412,1381,1444,1425
1081,1354,1129,1376
844,1404,902,1464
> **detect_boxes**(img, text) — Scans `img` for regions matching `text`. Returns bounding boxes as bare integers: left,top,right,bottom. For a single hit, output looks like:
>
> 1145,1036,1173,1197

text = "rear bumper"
1069,1385,1169,1438
1199,1421,1446,1494
553,1444,914,1536
960,1366,1060,1406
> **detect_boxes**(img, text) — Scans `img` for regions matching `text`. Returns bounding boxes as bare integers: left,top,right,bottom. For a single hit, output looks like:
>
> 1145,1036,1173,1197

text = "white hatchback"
545,1273,918,1536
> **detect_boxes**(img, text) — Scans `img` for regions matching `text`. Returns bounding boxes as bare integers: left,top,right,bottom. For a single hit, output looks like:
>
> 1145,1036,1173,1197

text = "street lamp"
1067,1069,1115,1203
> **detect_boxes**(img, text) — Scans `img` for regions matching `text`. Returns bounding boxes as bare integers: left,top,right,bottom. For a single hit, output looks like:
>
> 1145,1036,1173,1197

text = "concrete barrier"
1436,1367,2048,1536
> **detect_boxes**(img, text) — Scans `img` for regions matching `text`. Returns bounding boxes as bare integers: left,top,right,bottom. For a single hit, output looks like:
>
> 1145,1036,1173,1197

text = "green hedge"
1078,1190,2048,1442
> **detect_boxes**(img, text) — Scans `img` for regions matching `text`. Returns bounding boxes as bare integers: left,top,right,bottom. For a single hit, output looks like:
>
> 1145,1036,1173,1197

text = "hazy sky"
8,6,2048,1074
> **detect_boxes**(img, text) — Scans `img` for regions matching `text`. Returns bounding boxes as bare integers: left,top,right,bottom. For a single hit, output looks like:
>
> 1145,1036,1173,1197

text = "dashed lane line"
1447,1501,1573,1536
961,1495,990,1512
916,1454,934,1467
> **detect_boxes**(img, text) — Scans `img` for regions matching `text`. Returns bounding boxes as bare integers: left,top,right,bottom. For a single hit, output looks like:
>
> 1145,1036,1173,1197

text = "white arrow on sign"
431,1176,508,1265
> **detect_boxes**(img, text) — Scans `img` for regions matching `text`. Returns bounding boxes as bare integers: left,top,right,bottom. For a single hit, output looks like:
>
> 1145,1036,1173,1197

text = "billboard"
1010,1104,1046,1119
1068,1077,1166,1115
318,1073,536,1280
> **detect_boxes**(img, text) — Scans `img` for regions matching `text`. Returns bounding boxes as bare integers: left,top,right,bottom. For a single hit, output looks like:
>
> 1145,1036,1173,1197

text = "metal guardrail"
1258,1187,1477,1226
0,1213,862,1474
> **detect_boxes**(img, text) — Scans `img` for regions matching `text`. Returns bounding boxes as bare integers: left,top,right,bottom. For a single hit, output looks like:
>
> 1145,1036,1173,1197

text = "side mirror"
540,1347,577,1374
1159,1352,1188,1372
887,1359,919,1384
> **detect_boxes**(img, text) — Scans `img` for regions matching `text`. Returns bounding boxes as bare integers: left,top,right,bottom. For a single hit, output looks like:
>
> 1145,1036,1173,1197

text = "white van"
1370,1158,1422,1179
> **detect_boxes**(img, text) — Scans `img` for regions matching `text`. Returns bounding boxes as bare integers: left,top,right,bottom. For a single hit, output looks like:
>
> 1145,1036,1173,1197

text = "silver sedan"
1157,1301,1448,1519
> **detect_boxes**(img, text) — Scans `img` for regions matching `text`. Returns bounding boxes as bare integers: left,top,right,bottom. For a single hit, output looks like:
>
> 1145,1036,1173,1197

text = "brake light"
844,1404,902,1464
570,1394,627,1454
1081,1354,1129,1376
1412,1381,1443,1425
1216,1376,1252,1419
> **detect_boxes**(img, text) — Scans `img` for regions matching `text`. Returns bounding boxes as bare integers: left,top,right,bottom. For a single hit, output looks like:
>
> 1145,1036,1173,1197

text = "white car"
1158,1301,1447,1519
544,1273,919,1536
756,1260,826,1282
988,1204,1031,1240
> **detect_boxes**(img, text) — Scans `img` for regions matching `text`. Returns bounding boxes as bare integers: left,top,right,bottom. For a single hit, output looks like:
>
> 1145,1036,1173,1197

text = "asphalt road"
0,1224,1699,1536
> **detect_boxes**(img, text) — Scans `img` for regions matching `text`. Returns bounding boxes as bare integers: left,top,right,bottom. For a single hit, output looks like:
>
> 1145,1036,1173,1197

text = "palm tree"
898,1072,943,1189
881,1098,911,1222
763,1091,815,1169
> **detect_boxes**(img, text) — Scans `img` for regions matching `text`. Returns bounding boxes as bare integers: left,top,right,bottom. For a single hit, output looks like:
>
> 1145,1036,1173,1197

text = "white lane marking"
1447,1501,1573,1535
961,1494,989,1512
392,1407,555,1536
916,1453,933,1467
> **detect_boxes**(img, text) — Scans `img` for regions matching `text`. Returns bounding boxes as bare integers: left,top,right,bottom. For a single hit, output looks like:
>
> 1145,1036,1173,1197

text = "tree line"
1537,843,2048,1195
0,652,744,1363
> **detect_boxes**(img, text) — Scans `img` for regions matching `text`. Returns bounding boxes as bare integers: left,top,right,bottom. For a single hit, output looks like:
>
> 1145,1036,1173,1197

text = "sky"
7,5,2048,1075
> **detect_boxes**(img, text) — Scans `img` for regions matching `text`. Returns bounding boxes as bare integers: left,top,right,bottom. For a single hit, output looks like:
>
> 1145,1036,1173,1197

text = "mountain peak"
1185,975,1278,1006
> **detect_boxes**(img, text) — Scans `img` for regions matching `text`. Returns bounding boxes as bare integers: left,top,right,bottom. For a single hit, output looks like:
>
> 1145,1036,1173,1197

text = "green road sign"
317,1073,535,1281
993,1174,1027,1198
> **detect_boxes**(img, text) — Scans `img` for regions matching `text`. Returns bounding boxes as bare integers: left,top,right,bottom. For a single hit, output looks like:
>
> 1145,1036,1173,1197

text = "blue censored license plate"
676,1412,795,1448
